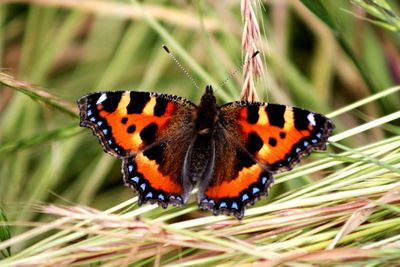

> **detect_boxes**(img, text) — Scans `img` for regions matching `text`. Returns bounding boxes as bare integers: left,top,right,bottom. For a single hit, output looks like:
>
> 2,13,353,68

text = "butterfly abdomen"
184,86,218,184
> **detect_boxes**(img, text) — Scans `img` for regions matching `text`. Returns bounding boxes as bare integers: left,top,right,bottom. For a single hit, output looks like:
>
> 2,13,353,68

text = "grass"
1,0,400,266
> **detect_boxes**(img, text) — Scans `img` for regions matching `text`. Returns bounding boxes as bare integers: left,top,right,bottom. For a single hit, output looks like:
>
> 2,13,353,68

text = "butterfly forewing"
219,101,334,173
78,91,195,157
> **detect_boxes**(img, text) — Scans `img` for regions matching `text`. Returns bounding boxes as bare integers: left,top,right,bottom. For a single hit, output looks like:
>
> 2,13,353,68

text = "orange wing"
78,91,197,206
198,101,334,219
220,101,334,172
78,91,195,158
198,137,274,219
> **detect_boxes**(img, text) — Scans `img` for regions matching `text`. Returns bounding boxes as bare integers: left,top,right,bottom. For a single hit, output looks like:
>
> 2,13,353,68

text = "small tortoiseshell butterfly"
78,86,334,219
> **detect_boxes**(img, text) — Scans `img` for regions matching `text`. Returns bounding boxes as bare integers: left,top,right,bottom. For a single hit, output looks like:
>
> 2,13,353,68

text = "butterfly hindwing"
123,138,194,207
79,91,197,206
220,101,334,173
198,130,274,219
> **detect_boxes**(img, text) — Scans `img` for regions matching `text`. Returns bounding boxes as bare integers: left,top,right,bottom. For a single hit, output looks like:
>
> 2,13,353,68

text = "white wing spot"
307,113,316,126
96,93,107,105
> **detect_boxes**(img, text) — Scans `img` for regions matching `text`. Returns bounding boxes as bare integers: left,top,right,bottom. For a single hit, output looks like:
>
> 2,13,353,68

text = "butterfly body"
78,86,334,219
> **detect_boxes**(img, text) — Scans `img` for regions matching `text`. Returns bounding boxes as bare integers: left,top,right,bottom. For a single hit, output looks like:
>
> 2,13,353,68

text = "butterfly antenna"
162,45,201,91
216,51,260,91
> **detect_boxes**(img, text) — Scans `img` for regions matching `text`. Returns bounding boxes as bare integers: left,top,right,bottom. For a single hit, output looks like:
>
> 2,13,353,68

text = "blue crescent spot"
140,183,146,191
131,176,139,183
316,133,322,138
231,202,239,210
87,110,92,116
311,139,317,144
242,194,249,201
304,141,309,146
262,176,267,185
158,194,165,200
102,129,108,135
146,192,153,198
219,202,227,208
296,147,301,153
97,121,103,126
252,187,260,194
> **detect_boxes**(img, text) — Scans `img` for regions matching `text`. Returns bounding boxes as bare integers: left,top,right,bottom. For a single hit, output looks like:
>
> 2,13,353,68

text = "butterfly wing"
78,91,197,206
221,101,334,172
198,101,334,219
198,131,273,219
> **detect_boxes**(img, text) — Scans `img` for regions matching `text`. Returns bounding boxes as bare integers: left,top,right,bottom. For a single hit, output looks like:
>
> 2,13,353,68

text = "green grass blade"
0,207,11,258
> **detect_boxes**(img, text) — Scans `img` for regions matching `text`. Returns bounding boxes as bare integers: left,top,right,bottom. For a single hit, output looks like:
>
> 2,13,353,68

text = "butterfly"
78,85,334,219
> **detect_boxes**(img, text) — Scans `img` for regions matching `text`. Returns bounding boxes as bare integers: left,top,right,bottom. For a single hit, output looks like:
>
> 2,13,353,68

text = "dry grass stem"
2,0,220,32
241,0,263,101
3,181,398,266
327,185,400,249
0,72,78,117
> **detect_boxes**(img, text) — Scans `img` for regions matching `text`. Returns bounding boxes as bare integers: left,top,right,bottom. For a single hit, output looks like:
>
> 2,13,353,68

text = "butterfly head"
196,86,217,135
200,85,216,105
205,85,213,95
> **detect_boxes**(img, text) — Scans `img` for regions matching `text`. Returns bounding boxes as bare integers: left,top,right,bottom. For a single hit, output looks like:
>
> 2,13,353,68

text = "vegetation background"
0,0,399,266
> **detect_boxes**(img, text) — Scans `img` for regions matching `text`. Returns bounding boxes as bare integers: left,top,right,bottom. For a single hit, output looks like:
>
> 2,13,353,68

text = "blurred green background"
0,0,399,247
